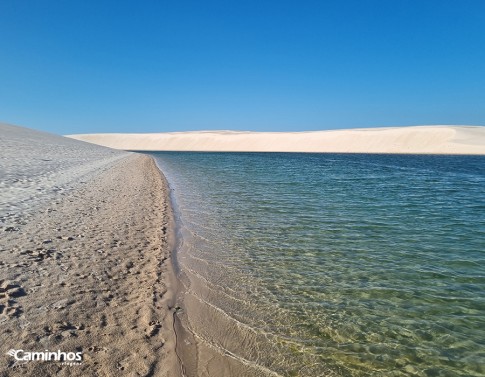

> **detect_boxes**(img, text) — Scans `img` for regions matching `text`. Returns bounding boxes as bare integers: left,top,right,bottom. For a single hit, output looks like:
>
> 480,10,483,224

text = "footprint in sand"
42,321,85,340
20,248,57,262
87,345,107,353
0,280,26,321
146,320,162,338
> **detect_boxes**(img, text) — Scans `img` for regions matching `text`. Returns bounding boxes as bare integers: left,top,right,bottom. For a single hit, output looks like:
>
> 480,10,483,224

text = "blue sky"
0,0,484,134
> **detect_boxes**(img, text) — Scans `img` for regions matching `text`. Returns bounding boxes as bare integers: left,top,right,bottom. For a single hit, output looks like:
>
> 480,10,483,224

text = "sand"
67,125,485,155
3,121,484,375
0,124,180,376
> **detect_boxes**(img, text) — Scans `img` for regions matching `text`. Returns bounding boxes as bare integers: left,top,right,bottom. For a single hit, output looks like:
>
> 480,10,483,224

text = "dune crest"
67,126,485,155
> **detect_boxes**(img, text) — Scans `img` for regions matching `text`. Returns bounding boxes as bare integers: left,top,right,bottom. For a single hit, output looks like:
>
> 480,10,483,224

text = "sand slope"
0,124,179,376
68,126,485,155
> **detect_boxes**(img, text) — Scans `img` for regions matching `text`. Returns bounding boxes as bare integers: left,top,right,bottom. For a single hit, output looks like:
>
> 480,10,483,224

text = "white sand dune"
67,125,485,155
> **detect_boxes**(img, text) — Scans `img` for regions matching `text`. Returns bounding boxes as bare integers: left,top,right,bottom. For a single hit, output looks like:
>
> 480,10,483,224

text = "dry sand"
0,124,180,376
67,125,485,155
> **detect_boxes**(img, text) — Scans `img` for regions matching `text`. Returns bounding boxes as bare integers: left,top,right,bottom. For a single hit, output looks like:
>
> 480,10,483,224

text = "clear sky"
0,0,484,134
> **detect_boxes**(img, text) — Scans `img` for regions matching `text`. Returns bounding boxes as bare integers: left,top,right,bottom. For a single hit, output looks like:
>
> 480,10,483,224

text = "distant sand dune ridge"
68,125,485,155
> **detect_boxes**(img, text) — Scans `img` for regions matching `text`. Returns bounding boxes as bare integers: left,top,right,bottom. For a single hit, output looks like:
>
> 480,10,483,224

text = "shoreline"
153,154,285,377
151,156,192,376
153,157,198,377
0,124,181,376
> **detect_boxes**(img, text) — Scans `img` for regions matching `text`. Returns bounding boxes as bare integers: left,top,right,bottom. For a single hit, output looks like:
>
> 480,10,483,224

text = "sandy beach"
0,124,179,376
2,122,484,376
67,125,485,155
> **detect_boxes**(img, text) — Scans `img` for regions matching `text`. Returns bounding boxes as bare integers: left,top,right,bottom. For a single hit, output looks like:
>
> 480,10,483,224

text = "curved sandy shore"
0,124,179,376
67,125,485,155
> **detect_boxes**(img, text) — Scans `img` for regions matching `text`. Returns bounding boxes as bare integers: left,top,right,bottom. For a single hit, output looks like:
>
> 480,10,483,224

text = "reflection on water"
152,152,485,377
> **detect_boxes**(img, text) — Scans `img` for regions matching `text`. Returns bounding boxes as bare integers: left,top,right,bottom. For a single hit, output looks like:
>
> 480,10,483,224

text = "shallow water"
151,152,485,377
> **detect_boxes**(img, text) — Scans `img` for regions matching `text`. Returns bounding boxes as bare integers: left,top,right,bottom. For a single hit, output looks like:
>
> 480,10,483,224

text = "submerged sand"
68,125,485,155
0,124,179,376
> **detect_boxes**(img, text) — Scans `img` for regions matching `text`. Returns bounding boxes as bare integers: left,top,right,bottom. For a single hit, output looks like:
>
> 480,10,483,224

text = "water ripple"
153,152,485,377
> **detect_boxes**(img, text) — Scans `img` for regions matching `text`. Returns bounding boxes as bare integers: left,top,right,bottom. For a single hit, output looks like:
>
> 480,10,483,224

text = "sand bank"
0,124,179,376
67,125,485,155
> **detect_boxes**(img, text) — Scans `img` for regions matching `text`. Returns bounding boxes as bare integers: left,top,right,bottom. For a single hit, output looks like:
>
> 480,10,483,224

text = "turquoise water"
152,152,485,377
